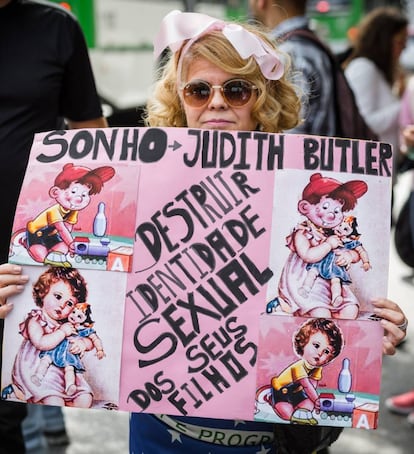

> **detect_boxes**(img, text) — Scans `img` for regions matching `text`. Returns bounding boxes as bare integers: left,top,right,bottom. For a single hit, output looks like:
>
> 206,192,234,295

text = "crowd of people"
0,0,413,453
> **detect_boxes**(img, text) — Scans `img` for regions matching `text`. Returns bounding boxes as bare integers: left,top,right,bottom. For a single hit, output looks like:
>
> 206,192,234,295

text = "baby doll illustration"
31,302,105,396
24,163,115,267
264,318,344,425
1,267,96,407
299,215,371,306
274,173,368,320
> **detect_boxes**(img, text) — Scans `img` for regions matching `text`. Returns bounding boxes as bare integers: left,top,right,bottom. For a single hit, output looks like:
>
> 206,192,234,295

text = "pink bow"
154,10,285,81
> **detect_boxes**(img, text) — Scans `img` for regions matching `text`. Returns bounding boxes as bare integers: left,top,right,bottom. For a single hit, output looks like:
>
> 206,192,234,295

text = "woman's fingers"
0,302,14,319
0,265,29,317
372,298,407,354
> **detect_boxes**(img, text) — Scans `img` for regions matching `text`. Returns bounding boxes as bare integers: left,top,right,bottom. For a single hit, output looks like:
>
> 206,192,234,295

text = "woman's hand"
372,298,408,355
0,264,29,319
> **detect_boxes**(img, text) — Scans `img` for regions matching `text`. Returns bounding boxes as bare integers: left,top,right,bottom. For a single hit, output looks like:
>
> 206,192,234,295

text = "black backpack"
285,28,379,141
274,424,343,454
395,192,414,268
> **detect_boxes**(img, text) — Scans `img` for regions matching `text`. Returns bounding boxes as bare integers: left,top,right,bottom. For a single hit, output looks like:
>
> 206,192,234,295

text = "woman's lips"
204,119,233,126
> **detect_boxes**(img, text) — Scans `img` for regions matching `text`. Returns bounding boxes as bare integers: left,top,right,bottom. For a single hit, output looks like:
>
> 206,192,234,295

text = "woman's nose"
208,87,227,108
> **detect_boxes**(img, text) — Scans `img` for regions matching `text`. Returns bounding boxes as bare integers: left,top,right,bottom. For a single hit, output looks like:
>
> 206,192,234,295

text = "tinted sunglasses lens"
223,80,253,106
183,82,211,107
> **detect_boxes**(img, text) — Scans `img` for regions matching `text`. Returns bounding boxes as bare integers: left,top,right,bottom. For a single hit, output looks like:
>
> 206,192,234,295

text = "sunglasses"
181,79,258,108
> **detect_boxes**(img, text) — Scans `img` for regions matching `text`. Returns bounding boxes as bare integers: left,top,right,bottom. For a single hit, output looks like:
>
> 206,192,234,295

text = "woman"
343,7,408,167
127,10,408,454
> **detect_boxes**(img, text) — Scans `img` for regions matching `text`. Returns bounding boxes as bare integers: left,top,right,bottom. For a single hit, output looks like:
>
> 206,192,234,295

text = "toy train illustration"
318,392,355,421
72,236,111,264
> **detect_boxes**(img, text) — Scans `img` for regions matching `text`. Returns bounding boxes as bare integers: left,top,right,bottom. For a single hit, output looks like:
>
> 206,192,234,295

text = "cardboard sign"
1,127,391,428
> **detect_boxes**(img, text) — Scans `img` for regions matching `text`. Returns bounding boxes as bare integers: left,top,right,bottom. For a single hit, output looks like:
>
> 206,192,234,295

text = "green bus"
48,0,96,47
221,0,366,49
306,0,364,48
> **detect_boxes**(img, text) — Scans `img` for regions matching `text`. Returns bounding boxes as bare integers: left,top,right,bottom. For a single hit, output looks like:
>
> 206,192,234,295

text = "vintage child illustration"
267,172,375,320
255,315,383,429
1,266,125,409
9,160,137,272
31,302,105,396
260,318,344,425
299,216,371,306
23,163,115,267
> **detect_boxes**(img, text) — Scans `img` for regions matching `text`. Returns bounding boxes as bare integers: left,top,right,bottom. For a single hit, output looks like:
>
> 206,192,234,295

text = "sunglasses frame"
181,78,258,108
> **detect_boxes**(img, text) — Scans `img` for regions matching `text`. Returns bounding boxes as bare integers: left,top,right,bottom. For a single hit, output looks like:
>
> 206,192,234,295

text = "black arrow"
168,140,182,151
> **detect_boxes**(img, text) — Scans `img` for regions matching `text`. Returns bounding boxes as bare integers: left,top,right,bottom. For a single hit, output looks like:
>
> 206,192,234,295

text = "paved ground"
35,173,414,454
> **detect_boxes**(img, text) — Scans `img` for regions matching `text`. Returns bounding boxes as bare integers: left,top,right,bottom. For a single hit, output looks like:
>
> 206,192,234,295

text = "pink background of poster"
119,135,278,419
1,128,393,423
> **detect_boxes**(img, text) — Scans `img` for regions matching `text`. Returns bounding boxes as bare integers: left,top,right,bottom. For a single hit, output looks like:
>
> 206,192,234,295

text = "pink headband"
153,10,285,83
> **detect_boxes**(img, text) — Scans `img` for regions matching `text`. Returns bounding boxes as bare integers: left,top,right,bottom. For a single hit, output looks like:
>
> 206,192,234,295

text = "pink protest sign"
1,127,392,428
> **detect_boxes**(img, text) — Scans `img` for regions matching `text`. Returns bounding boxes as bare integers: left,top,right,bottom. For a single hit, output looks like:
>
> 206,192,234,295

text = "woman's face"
181,57,258,131
43,280,77,321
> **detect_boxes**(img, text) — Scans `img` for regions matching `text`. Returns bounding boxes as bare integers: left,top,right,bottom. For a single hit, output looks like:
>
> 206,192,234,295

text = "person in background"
126,10,408,454
398,74,414,169
22,404,70,451
343,7,408,179
366,8,414,431
386,385,414,426
248,0,337,136
386,97,414,416
400,78,414,131
0,1,107,452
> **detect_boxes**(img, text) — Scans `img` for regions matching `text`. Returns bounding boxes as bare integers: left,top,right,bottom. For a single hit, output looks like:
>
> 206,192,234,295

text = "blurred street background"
50,0,414,128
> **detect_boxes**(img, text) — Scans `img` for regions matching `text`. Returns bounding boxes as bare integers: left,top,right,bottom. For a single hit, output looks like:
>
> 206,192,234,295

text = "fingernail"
15,285,24,291
12,265,22,273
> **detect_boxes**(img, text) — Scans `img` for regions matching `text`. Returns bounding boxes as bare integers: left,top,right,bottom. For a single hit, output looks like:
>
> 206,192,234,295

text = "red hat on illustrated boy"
302,173,367,201
54,163,115,194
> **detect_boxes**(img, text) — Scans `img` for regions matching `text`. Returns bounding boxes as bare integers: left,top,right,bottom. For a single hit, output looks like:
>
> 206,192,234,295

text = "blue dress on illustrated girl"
40,327,96,372
305,240,362,284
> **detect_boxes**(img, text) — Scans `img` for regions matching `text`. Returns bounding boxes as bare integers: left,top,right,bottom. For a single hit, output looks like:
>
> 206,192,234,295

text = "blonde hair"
144,22,300,133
